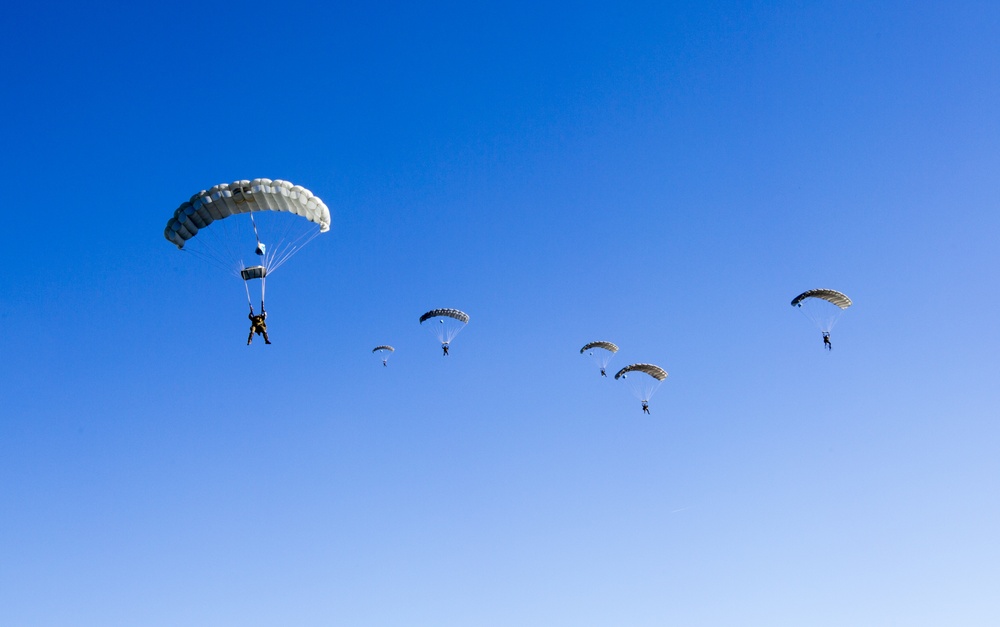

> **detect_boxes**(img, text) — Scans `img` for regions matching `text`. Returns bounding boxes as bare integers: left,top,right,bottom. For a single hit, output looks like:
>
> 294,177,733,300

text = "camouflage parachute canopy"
372,345,395,353
419,308,470,324
614,363,668,381
790,289,852,309
580,341,619,354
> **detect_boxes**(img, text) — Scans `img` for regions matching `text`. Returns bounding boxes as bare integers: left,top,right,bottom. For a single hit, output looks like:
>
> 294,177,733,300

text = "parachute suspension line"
261,275,266,311
266,226,323,276
244,277,253,309
179,213,249,278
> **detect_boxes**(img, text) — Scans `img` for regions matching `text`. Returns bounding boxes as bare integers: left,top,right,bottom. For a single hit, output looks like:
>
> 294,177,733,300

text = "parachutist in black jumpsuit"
442,343,449,356
600,368,607,377
642,400,650,415
823,332,831,350
248,309,271,345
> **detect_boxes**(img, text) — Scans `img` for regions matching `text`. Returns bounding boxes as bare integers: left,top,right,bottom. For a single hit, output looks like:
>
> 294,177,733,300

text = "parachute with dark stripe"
419,309,470,324
580,341,619,374
614,363,668,381
790,289,852,310
419,308,469,347
614,363,669,403
372,345,395,365
580,341,619,354
791,288,853,336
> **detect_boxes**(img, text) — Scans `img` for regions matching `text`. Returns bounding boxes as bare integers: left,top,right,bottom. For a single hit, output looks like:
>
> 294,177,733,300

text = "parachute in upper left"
164,179,330,310
580,341,619,377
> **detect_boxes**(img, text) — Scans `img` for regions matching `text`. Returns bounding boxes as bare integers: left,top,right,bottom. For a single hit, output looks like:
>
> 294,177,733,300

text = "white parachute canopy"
419,308,469,346
790,288,852,333
164,179,330,308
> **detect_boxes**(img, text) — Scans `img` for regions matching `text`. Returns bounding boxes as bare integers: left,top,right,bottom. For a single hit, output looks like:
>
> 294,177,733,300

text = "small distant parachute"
791,288,852,334
164,179,330,310
419,308,469,350
614,363,668,403
373,345,395,366
580,341,619,375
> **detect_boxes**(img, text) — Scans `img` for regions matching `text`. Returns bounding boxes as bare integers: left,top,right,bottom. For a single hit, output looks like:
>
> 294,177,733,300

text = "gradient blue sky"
2,2,999,625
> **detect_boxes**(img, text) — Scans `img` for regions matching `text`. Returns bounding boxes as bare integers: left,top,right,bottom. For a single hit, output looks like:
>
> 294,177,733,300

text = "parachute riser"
241,265,267,311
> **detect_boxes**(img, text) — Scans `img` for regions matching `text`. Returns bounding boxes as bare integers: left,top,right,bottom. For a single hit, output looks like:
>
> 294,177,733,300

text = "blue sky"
2,1,999,625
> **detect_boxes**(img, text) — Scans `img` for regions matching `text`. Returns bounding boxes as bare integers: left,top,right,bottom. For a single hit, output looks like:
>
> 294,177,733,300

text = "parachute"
373,345,395,366
580,341,619,354
614,363,668,403
164,179,330,310
419,308,469,350
580,341,619,375
790,289,852,309
791,288,852,334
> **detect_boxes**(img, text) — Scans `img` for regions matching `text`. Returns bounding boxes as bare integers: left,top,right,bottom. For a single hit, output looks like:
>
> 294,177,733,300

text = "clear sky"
2,1,999,625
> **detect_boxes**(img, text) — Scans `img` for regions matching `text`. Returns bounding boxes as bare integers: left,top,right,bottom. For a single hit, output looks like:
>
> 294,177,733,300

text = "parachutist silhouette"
442,343,449,356
642,400,650,415
600,368,607,377
823,332,832,350
248,307,270,345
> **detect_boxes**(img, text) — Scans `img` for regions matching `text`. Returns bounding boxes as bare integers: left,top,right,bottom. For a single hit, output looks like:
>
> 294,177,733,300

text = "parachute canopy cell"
790,289,852,309
580,341,619,354
419,308,470,324
372,345,395,353
614,363,668,381
164,179,331,249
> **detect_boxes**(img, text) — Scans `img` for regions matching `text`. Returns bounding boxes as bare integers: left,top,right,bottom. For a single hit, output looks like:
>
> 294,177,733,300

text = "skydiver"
823,332,832,351
382,358,388,367
247,306,271,345
642,400,650,415
442,342,449,356
600,368,607,377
